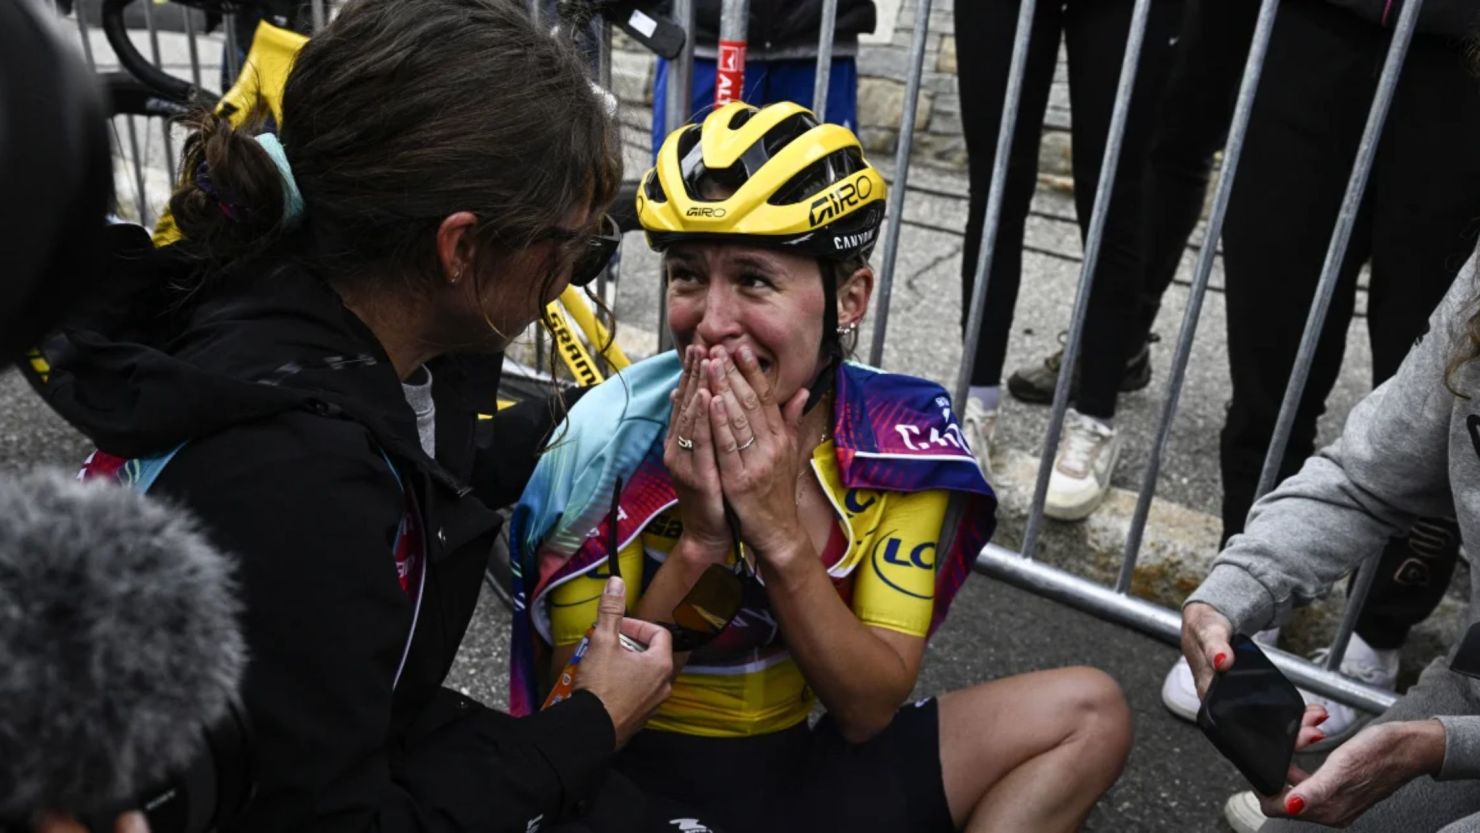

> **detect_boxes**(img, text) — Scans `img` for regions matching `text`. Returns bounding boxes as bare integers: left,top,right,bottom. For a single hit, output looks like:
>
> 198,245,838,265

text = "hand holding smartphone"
1197,633,1306,795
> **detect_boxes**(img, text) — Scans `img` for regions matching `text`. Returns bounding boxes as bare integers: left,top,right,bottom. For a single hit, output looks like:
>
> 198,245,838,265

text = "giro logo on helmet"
807,174,874,227
685,206,727,218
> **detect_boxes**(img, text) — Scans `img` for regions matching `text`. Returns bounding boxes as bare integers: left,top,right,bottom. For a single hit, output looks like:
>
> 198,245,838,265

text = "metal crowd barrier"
936,0,1426,713
64,0,1424,713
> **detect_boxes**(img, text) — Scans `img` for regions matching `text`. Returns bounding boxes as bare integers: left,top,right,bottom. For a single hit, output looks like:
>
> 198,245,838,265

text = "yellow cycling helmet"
636,101,888,260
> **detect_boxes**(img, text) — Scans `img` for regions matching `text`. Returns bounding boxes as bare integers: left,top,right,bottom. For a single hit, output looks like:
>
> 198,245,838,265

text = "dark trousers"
1127,0,1258,368
1219,0,1480,646
953,0,1184,418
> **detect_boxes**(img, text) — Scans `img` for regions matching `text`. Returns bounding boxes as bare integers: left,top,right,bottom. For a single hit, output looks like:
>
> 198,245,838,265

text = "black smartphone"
1196,633,1306,795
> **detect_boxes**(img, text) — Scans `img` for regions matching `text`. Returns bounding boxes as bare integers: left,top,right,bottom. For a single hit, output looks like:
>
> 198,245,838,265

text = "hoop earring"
471,269,510,343
480,310,510,343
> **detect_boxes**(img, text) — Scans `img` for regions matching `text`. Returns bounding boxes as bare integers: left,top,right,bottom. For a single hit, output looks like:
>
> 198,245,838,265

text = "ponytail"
166,109,290,272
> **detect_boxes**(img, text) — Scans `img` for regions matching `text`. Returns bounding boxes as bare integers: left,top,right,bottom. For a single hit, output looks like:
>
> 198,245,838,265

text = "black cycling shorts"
609,697,955,833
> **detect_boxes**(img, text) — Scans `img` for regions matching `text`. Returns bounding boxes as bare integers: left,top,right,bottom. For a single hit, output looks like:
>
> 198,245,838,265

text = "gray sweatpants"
1263,661,1480,832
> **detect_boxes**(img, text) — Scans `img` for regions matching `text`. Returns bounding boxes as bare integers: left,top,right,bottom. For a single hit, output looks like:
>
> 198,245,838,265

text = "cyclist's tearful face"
665,242,828,402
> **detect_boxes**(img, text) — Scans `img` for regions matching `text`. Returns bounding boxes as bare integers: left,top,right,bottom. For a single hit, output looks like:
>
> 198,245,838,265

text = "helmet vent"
769,148,865,206
690,163,748,200
643,173,668,203
762,113,818,158
728,108,755,130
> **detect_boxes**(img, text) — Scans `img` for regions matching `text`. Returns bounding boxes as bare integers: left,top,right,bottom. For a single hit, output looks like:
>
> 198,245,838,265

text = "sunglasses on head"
605,477,747,653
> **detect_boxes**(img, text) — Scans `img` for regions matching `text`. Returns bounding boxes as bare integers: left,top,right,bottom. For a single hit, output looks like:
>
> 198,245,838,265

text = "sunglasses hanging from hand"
542,477,748,709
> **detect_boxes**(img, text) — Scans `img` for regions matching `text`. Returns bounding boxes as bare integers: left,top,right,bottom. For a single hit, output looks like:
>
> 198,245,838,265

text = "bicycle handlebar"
100,0,216,108
101,71,194,120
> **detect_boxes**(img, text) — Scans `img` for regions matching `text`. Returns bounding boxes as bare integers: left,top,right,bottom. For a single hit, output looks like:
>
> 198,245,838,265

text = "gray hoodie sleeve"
1187,256,1471,634
1436,716,1480,780
1188,253,1480,778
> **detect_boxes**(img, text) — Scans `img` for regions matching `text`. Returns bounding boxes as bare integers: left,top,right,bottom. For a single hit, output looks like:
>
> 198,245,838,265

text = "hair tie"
194,160,247,223
253,133,305,228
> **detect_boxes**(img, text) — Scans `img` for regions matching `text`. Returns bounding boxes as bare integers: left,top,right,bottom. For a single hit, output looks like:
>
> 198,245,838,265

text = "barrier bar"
223,14,242,86
976,543,1399,712
595,17,616,374
1020,0,1155,560
1115,0,1282,593
142,0,162,70
1325,553,1381,672
866,0,933,366
666,0,697,135
124,116,151,226
715,0,750,106
139,0,177,180
952,0,1038,408
183,9,203,89
659,0,697,353
74,0,96,70
1253,0,1424,504
812,0,839,121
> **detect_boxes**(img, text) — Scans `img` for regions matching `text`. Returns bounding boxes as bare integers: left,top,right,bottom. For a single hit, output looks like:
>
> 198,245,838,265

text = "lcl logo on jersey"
881,537,936,570
808,173,873,227
845,488,880,514
870,534,936,600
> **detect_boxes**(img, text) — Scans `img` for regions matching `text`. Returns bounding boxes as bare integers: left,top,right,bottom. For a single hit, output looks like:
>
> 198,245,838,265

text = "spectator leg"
953,0,1063,388
1061,0,1186,421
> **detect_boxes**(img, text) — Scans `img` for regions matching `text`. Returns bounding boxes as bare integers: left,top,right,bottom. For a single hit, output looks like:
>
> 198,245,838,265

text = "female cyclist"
512,102,1134,833
29,1,702,830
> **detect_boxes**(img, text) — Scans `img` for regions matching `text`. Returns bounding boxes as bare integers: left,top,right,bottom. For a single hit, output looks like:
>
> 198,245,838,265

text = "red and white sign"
715,39,747,106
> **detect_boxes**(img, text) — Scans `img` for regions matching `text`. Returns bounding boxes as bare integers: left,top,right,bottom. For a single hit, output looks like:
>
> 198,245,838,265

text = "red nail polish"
1213,652,1227,670
1286,796,1305,816
1310,732,1324,744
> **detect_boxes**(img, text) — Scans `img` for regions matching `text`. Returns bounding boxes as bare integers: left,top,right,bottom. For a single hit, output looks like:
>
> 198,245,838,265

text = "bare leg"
938,666,1132,833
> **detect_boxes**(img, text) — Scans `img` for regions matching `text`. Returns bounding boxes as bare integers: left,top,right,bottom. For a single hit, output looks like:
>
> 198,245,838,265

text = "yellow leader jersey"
547,440,947,738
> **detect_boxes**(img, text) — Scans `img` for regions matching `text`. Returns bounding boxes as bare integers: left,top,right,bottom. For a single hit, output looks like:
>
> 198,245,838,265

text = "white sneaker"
961,399,998,482
1162,629,1281,723
1044,409,1120,520
1301,633,1399,751
1223,790,1267,833
1161,655,1202,722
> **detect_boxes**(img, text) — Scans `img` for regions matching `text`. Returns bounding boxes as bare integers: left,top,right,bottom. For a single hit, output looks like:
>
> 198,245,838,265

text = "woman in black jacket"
34,1,691,830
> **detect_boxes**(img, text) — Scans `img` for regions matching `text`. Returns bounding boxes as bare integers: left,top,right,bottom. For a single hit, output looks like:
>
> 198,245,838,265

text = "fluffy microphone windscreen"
0,470,246,819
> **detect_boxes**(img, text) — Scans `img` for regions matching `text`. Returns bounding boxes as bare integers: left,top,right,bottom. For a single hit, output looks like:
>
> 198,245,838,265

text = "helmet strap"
803,355,838,415
805,260,842,415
